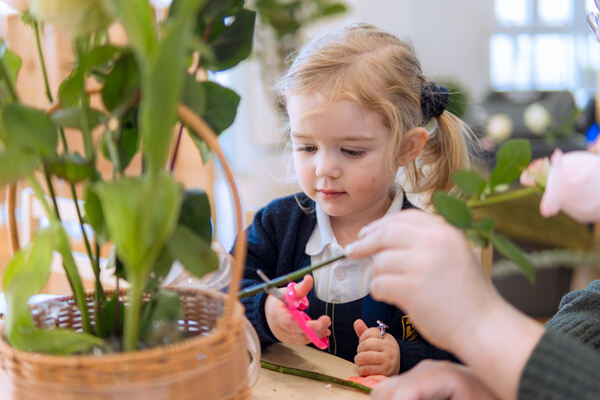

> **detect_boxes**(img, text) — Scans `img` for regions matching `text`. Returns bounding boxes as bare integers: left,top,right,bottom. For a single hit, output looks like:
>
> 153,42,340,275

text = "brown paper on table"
251,343,370,400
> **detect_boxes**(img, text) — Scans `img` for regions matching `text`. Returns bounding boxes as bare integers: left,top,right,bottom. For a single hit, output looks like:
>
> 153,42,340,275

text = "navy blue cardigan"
237,193,458,372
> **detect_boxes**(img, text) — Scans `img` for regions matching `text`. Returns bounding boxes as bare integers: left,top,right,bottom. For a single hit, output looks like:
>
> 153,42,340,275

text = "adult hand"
264,275,331,345
353,319,400,376
346,210,502,352
371,360,499,400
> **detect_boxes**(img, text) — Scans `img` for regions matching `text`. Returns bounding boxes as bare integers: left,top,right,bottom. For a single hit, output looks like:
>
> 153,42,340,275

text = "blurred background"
0,0,598,320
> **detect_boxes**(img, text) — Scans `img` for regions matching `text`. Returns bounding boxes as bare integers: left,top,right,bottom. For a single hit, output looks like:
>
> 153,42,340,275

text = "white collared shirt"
306,186,405,303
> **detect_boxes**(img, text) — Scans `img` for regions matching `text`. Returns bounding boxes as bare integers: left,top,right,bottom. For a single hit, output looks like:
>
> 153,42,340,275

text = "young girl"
239,23,473,376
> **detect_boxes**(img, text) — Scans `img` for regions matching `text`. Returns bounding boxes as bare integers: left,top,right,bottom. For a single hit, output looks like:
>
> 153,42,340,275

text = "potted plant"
0,0,259,398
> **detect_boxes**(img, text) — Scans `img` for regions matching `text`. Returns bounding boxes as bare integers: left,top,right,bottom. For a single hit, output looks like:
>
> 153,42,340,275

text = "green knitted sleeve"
545,280,600,349
519,330,600,399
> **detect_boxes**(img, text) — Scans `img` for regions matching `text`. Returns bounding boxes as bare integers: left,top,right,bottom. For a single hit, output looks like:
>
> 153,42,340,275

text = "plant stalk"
260,360,371,394
34,23,105,315
237,254,346,299
123,275,145,351
33,22,54,103
467,187,539,209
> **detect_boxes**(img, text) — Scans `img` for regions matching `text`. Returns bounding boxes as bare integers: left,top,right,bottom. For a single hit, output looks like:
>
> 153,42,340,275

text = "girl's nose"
314,153,341,178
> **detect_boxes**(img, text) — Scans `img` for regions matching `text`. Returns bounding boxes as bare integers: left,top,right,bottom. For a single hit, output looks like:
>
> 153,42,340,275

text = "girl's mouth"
317,189,345,200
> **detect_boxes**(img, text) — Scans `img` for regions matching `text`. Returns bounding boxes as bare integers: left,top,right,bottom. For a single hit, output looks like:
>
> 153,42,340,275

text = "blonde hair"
277,23,475,200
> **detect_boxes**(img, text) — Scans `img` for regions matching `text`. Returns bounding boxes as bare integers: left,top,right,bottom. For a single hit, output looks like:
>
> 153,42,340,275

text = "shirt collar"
306,185,405,256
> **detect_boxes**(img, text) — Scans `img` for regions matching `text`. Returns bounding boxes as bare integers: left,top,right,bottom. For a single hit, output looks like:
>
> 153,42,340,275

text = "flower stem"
467,187,539,209
33,21,53,103
237,254,346,299
260,360,371,394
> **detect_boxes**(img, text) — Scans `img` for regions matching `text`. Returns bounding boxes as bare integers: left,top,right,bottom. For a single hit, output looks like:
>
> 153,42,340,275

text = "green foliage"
434,139,538,281
490,139,532,189
254,0,348,39
3,224,102,354
1,0,254,354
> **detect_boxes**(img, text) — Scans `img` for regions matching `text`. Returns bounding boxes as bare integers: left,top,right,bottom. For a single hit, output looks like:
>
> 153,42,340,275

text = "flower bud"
29,0,113,37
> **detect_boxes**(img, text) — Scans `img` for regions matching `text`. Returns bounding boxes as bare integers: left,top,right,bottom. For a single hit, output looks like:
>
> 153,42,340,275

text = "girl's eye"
295,145,317,153
342,148,366,157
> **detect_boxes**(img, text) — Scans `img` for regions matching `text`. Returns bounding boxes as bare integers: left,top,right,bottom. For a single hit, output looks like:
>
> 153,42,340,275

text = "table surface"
251,343,370,400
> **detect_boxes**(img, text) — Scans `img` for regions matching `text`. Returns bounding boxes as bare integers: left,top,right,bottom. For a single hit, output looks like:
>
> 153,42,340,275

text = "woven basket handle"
5,105,247,325
176,105,246,320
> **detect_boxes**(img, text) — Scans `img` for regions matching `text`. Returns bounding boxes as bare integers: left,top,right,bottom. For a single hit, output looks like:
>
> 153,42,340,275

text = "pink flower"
520,157,551,188
539,149,600,223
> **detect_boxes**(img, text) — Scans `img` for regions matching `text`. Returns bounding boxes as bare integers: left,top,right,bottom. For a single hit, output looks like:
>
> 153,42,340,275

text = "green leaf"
83,44,120,69
9,328,103,355
2,224,98,354
94,173,183,280
206,9,256,71
166,225,218,279
0,151,38,187
433,191,472,229
490,139,532,189
0,40,22,100
46,153,96,183
182,78,241,135
50,107,106,130
322,3,348,16
1,103,57,158
103,0,156,59
139,0,205,176
145,246,174,293
188,132,213,163
464,218,495,247
179,190,212,242
58,70,85,107
101,52,140,113
96,292,125,338
492,232,535,283
102,106,140,172
451,170,487,197
139,289,183,347
84,186,108,244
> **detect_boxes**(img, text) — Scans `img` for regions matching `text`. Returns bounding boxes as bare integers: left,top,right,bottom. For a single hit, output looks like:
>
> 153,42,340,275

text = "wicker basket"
1,105,255,399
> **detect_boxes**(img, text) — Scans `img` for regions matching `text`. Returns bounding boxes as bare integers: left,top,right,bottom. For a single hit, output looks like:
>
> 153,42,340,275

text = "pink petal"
539,150,563,218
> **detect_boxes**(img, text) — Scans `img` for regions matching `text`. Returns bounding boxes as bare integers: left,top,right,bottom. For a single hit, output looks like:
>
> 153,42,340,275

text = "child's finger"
353,319,368,339
357,335,386,353
354,350,384,369
293,274,314,298
306,315,331,338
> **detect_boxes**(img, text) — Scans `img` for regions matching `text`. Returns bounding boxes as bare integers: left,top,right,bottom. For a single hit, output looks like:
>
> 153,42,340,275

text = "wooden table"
251,343,370,399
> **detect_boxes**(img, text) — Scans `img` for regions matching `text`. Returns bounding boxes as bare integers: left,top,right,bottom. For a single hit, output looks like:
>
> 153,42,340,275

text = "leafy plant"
432,139,539,282
0,0,255,353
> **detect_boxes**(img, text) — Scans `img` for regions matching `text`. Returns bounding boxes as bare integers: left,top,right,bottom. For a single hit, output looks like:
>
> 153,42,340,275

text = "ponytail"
403,111,476,200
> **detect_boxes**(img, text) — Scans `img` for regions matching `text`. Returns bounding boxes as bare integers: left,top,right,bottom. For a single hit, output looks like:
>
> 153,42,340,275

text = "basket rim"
0,290,247,365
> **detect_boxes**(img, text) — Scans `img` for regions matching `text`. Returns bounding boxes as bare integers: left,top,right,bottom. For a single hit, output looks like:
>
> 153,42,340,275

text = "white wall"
216,1,495,247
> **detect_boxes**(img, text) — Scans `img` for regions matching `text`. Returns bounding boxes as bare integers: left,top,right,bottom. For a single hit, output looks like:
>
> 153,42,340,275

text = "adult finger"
370,274,409,306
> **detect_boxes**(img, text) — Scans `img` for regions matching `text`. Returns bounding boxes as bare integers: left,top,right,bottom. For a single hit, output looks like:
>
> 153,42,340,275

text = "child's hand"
264,275,331,345
353,319,400,376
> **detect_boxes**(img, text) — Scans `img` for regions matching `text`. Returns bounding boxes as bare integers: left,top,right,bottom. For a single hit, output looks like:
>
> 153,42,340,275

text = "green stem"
123,275,145,351
237,254,346,299
28,174,92,333
260,360,371,394
42,168,61,219
467,187,539,209
33,21,53,103
34,24,103,321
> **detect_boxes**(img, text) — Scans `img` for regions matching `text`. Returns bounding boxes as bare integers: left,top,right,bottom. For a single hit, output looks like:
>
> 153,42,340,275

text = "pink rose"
539,149,600,223
520,157,551,188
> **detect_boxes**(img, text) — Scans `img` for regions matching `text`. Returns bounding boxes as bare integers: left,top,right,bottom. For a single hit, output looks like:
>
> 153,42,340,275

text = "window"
490,0,599,104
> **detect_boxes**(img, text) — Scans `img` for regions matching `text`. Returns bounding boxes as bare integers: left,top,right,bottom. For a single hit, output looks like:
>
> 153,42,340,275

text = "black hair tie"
421,82,449,122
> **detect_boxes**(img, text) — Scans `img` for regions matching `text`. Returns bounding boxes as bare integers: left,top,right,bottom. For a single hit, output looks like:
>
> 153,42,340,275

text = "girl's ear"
397,127,428,166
